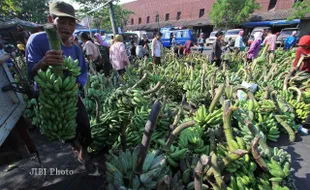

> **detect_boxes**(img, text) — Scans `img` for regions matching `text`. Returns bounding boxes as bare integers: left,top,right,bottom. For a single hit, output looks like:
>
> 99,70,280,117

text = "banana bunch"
255,89,265,100
279,90,294,103
106,148,169,189
271,147,292,165
267,158,290,183
256,175,272,190
178,126,209,155
89,109,131,152
259,99,276,112
34,57,80,141
256,112,280,142
123,107,171,148
193,105,223,127
288,99,310,122
165,144,189,168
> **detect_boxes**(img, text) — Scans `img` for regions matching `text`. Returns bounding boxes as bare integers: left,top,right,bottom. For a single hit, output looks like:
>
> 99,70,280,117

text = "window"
176,12,181,20
268,0,277,10
199,9,205,18
131,18,134,25
138,17,142,24
165,13,170,21
147,16,150,23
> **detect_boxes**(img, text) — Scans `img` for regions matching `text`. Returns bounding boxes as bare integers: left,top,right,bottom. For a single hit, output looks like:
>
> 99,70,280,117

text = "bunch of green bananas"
106,148,169,189
289,99,310,122
267,159,290,185
256,112,280,142
194,105,223,127
279,90,294,103
178,126,210,155
259,99,276,112
34,57,80,141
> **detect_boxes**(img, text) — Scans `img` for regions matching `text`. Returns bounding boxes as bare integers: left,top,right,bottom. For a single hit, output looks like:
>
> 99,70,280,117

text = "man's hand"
32,50,63,76
40,50,63,67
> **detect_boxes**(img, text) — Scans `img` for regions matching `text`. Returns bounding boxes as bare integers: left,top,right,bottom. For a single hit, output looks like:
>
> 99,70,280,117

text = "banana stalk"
135,100,161,173
223,100,238,151
157,175,170,190
44,24,63,77
169,94,186,131
274,115,295,142
142,81,161,95
288,86,302,102
210,153,227,189
194,154,210,190
210,69,217,99
131,72,147,89
222,149,248,168
165,120,196,150
209,84,225,113
89,95,101,123
245,120,271,156
251,136,268,171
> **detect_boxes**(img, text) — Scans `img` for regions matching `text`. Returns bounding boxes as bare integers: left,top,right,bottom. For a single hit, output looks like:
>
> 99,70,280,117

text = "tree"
288,0,310,20
75,0,134,32
209,0,260,29
0,0,48,23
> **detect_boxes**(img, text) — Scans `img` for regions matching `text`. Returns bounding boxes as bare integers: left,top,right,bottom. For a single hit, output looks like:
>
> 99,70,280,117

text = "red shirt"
293,47,310,72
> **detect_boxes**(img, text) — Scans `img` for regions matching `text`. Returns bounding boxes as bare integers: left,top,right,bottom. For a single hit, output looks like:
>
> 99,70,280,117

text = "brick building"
122,0,300,34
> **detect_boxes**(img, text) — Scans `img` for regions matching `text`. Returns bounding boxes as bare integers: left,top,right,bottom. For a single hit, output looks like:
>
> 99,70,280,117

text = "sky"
61,0,137,9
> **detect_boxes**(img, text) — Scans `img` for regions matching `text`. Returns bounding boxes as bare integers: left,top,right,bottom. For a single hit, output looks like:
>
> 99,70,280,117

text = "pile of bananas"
289,99,310,122
194,105,223,127
105,148,169,189
256,112,280,142
34,57,80,141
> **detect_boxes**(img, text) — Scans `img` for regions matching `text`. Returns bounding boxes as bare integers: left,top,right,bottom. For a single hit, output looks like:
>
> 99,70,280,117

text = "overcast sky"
61,0,137,9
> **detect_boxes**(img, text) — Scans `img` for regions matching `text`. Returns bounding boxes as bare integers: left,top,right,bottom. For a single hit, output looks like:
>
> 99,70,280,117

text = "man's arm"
151,39,156,56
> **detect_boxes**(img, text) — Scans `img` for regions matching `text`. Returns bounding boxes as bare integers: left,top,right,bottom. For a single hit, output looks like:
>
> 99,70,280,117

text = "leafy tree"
209,0,260,29
75,0,134,32
288,0,310,20
0,0,48,23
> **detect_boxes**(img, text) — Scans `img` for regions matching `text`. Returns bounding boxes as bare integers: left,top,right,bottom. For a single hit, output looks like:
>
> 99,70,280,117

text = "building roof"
250,9,310,21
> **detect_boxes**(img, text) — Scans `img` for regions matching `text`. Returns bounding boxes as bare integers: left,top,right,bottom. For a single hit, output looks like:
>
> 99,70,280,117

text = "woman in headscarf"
93,33,111,76
247,31,263,62
109,34,129,75
94,33,109,47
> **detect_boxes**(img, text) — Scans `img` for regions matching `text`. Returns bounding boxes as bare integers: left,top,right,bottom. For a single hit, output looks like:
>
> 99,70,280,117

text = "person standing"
26,1,99,175
234,30,245,54
152,32,163,65
212,31,224,67
198,33,205,54
80,32,102,72
247,32,263,62
94,33,111,76
141,34,150,57
285,31,298,50
109,34,129,75
184,39,194,56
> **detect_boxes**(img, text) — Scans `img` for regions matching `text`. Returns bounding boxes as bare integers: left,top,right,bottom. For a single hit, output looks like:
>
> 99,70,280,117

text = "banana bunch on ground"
106,148,169,189
104,88,150,110
89,109,131,152
194,105,223,127
165,144,189,169
123,106,171,148
288,99,310,122
267,158,290,187
178,126,210,155
256,112,280,142
23,97,40,127
34,57,80,141
259,99,276,113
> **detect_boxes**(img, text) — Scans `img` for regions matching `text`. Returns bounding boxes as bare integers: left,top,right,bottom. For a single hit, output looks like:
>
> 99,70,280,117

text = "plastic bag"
237,81,258,100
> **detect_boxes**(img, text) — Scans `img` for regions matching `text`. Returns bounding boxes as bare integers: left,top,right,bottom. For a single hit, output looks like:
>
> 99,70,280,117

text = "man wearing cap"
26,1,99,175
285,31,298,50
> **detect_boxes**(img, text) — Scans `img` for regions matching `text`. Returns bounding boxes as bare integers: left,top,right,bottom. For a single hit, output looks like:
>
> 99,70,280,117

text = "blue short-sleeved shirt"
26,32,88,87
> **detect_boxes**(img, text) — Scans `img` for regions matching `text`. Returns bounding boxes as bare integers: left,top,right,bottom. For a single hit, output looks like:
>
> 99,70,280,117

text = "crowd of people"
211,28,303,67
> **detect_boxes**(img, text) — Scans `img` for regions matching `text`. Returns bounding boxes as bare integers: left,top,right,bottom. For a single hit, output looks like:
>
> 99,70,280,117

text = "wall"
123,0,296,26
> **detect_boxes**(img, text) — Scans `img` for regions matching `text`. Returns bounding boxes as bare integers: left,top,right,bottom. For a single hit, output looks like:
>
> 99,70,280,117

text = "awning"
242,19,300,28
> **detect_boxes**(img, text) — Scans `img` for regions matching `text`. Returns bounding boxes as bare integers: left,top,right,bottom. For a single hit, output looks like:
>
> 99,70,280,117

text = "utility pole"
108,1,118,34
156,11,160,32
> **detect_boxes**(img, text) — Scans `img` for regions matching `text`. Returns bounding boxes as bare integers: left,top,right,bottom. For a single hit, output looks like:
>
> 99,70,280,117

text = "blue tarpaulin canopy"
243,19,300,28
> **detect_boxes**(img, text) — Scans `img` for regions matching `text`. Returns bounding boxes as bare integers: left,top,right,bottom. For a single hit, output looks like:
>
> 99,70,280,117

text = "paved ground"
0,129,309,190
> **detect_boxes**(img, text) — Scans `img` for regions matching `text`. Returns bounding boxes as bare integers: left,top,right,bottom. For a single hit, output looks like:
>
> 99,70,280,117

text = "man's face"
53,17,76,40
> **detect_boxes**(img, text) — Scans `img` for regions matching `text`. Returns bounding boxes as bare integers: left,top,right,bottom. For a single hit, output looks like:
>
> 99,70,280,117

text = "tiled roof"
250,9,310,21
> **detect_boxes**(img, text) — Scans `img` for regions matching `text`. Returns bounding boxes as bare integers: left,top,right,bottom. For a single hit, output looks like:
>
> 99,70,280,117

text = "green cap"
49,1,76,19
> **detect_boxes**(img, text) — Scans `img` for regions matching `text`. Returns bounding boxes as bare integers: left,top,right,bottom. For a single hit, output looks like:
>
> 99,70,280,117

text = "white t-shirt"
83,40,100,60
152,38,162,57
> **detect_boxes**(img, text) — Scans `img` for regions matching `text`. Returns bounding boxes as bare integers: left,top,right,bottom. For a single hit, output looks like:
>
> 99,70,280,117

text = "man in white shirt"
152,32,163,65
